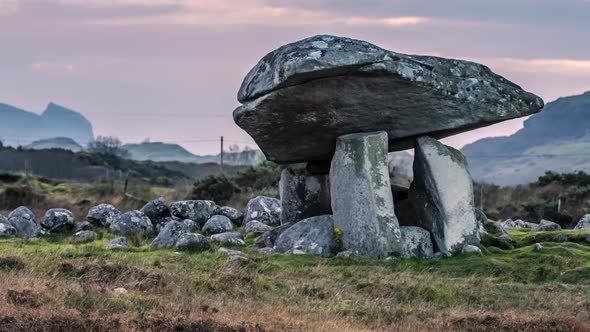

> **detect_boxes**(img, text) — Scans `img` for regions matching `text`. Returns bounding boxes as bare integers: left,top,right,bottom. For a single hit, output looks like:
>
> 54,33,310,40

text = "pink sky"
1,0,589,154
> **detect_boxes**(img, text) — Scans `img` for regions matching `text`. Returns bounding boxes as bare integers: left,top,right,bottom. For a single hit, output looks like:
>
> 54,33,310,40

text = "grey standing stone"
279,163,331,225
109,210,154,236
330,131,402,258
169,200,219,225
233,35,543,163
574,215,590,229
40,208,76,233
141,197,171,225
275,215,337,258
8,206,38,238
217,206,244,226
243,196,281,226
400,226,434,259
87,204,121,228
104,237,128,250
150,221,187,249
202,215,234,235
175,233,210,252
410,137,480,256
210,232,245,246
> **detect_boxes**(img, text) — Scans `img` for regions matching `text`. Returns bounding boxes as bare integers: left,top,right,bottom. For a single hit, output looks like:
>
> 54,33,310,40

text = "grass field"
0,229,588,331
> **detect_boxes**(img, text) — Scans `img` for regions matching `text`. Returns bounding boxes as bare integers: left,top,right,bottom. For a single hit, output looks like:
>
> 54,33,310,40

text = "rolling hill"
462,91,590,185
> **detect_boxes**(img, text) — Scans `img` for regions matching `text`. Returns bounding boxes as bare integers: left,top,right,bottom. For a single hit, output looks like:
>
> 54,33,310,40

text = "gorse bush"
538,171,590,186
189,161,281,205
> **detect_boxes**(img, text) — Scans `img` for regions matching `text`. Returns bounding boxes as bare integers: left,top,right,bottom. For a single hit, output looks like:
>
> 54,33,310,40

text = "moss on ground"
0,231,588,331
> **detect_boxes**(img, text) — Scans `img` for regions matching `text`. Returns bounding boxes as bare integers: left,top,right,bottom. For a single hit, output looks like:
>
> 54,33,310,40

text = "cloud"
472,57,590,77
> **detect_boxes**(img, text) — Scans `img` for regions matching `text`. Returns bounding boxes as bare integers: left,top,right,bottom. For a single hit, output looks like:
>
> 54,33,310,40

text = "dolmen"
234,35,543,258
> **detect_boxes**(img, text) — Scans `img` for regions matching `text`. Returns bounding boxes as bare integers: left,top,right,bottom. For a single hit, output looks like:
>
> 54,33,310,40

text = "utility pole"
220,136,224,173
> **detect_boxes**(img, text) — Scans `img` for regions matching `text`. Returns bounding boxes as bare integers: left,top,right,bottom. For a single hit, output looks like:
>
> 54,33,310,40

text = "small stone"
72,230,97,244
574,215,590,230
533,243,544,251
109,210,154,236
218,247,245,256
217,206,244,226
74,221,93,233
0,222,17,237
150,221,188,249
104,237,128,250
202,215,233,235
245,220,273,234
274,215,336,258
256,222,294,248
462,244,482,255
141,197,171,226
243,196,281,226
175,233,210,252
169,200,219,225
40,208,76,233
256,247,275,255
87,204,121,228
8,206,38,238
336,250,358,258
227,255,249,265
400,226,434,259
210,232,245,246
113,287,128,296
537,219,561,232
182,219,199,232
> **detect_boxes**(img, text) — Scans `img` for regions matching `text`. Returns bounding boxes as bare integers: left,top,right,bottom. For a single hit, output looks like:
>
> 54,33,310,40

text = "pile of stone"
233,35,544,258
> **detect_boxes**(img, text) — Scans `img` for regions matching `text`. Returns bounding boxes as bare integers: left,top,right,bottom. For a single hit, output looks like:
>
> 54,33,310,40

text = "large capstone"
279,163,331,225
409,137,480,256
234,35,543,163
330,131,402,258
169,200,219,225
274,215,336,257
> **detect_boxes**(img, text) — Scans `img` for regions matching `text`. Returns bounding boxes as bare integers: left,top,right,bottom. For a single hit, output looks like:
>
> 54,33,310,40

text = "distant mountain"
123,142,265,166
25,137,83,152
0,102,94,147
462,91,590,185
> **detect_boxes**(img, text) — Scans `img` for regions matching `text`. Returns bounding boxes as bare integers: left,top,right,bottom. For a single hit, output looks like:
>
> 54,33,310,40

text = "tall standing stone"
330,131,402,258
410,136,480,256
279,163,331,224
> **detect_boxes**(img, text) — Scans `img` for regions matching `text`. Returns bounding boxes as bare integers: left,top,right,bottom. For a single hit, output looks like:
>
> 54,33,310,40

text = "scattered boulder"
181,219,199,232
330,131,402,258
493,234,516,250
109,210,154,236
245,220,273,234
336,250,358,258
501,219,527,229
233,35,543,163
0,223,17,237
533,243,544,251
462,244,482,255
72,230,97,244
525,222,539,229
218,247,245,256
175,233,210,252
537,219,561,232
40,208,75,233
87,204,121,228
0,215,9,225
154,217,175,233
556,233,568,243
256,222,294,248
141,197,171,225
274,215,337,258
475,209,488,235
74,221,93,233
202,215,233,235
104,237,129,250
169,200,219,225
150,221,188,249
279,163,331,225
210,232,245,246
243,196,281,226
483,222,509,237
256,247,275,255
400,226,434,259
574,215,590,230
8,206,38,238
217,206,244,226
410,137,480,256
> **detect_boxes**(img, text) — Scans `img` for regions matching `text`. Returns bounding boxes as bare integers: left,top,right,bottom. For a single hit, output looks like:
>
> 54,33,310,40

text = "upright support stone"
410,136,480,256
330,131,402,258
279,164,331,224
